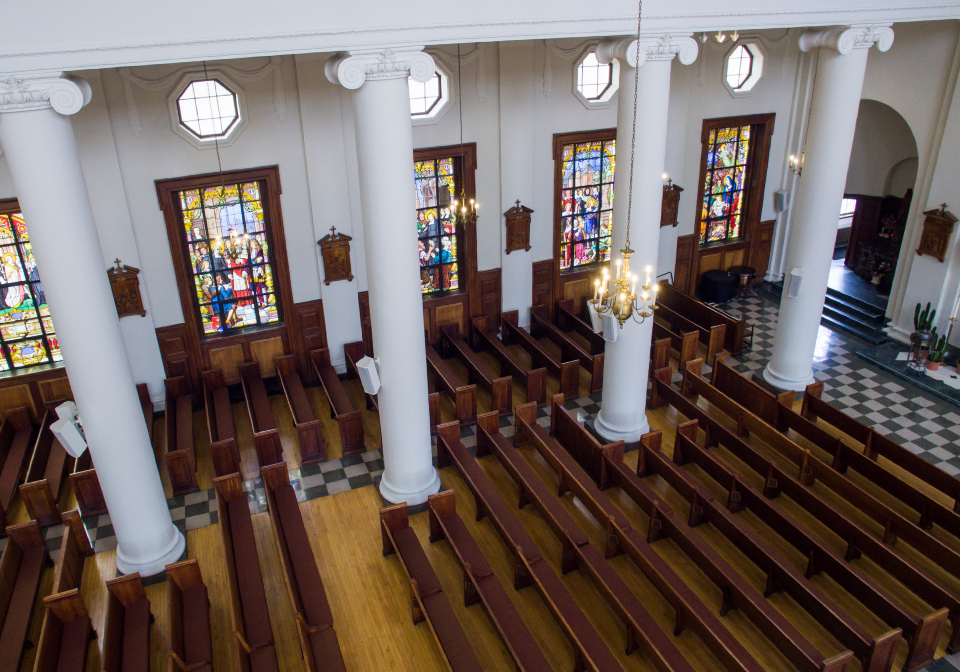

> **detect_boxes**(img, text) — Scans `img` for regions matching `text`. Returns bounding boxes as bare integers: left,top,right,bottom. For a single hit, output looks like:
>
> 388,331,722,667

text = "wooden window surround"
414,143,480,344
156,165,302,388
674,114,776,294
546,129,617,320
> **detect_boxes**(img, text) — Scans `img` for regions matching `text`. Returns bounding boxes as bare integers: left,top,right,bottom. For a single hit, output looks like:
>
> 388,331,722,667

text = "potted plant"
927,331,948,371
910,302,937,371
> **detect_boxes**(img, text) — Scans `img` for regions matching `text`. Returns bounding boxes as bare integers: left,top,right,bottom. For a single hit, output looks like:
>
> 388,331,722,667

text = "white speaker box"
356,356,381,396
773,189,790,213
786,267,803,298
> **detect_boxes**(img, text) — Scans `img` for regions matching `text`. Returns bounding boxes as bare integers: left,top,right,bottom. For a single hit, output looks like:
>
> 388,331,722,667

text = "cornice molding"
325,48,435,90
596,34,699,68
0,74,91,114
798,24,895,54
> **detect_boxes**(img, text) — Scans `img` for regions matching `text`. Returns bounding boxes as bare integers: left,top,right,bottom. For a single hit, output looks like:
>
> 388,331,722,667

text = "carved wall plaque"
504,200,533,254
916,204,957,263
107,259,146,318
318,227,354,285
660,180,684,228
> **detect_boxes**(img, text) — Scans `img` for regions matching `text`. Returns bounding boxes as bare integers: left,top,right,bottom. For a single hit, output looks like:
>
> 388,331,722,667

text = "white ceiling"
3,0,958,75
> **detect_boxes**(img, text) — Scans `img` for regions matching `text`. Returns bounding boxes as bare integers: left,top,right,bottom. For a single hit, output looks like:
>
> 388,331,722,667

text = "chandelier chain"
202,60,228,196
457,44,467,205
624,0,642,250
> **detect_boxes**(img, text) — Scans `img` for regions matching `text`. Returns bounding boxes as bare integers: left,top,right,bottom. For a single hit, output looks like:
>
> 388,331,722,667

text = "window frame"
415,154,465,300
722,40,765,98
0,198,62,375
176,78,240,140
156,165,296,347
410,61,453,127
694,114,775,249
572,48,620,110
167,70,248,150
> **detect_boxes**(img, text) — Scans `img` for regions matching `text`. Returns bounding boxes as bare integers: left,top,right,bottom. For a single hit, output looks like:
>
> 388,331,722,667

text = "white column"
763,26,895,391
594,35,698,443
0,74,184,575
326,50,440,505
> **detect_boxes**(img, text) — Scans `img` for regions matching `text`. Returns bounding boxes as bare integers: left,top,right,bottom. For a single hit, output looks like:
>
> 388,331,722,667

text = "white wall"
846,98,917,197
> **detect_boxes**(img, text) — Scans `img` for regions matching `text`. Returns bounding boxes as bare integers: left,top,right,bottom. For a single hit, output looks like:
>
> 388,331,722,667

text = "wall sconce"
789,153,804,177
715,31,727,43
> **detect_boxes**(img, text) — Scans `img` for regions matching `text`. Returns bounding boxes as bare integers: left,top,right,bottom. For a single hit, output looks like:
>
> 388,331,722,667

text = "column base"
762,363,816,392
115,524,186,577
379,468,441,506
594,409,650,444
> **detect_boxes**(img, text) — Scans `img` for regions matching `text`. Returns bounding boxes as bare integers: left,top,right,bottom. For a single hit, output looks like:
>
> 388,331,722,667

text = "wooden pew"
34,589,97,672
275,355,326,466
655,305,725,364
164,376,200,496
670,420,945,672
440,325,512,415
137,383,153,443
344,341,441,434
19,401,75,526
102,573,154,672
53,511,94,597
0,407,36,519
712,357,960,541
653,320,699,372
650,337,671,376
435,421,627,672
545,398,857,672
0,520,50,672
214,472,279,672
166,559,212,672
471,317,546,406
426,346,477,426
658,281,746,356
530,304,603,394
69,452,107,518
261,464,346,672
802,380,960,511
637,429,901,672
556,298,604,355
381,502,483,671
239,362,284,469
682,360,960,580
650,367,960,653
311,348,364,456
513,403,765,672
501,310,580,398
477,412,696,672
202,369,241,477
427,490,553,672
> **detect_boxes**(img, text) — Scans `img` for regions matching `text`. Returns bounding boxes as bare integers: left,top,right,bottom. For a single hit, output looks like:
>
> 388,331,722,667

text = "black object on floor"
698,269,738,304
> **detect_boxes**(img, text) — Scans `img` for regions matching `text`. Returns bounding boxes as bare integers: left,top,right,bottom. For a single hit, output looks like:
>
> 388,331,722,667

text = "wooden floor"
9,336,960,672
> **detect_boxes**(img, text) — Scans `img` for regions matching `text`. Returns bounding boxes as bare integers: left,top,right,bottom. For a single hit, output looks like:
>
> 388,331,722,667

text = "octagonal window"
577,52,613,102
723,42,764,96
409,72,446,118
177,79,240,140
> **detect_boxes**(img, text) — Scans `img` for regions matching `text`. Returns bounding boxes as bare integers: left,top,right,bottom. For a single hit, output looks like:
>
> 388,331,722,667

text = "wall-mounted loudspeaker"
786,267,803,298
773,189,790,213
357,356,381,395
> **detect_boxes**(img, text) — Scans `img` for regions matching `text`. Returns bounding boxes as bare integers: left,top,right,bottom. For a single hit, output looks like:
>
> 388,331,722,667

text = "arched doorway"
825,99,917,342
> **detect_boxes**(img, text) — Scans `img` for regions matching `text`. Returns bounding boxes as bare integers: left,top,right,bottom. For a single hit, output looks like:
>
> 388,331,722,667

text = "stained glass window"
699,125,751,244
577,52,613,101
0,211,60,372
177,182,280,335
559,139,616,271
726,46,753,90
415,157,461,296
176,79,239,140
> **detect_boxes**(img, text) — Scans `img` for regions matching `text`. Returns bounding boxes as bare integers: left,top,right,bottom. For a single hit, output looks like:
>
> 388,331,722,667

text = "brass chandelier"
589,0,657,330
451,44,478,226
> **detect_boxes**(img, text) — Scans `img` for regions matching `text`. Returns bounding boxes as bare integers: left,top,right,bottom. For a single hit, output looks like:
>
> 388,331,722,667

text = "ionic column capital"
798,24,894,54
0,73,92,115
325,48,435,90
596,34,698,69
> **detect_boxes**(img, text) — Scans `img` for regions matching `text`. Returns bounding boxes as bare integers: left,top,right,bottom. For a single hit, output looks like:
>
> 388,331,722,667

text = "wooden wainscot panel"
748,220,775,284
532,260,555,316
293,299,327,383
156,323,197,394
724,247,745,269
207,344,244,383
661,180,683,228
699,251,722,276
434,302,464,340
249,336,284,377
358,292,373,356
38,376,72,406
318,227,354,284
106,259,146,318
504,200,533,254
562,277,592,317
477,268,502,334
674,234,696,293
917,205,957,263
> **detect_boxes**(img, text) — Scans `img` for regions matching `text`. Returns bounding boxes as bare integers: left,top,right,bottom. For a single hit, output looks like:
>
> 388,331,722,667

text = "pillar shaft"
594,35,697,443
327,50,440,505
764,26,894,391
0,75,183,575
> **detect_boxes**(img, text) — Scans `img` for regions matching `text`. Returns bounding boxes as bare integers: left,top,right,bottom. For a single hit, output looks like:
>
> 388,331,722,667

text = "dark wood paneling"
0,367,70,423
532,260,555,319
293,299,327,384
477,268,502,332
156,323,196,394
675,234,695,292
748,220,776,284
844,195,883,268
